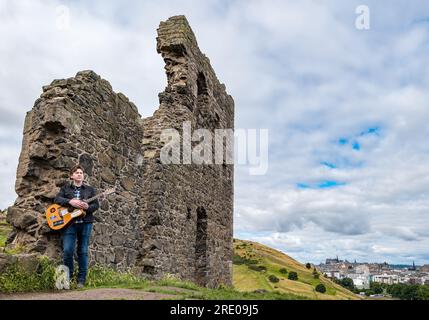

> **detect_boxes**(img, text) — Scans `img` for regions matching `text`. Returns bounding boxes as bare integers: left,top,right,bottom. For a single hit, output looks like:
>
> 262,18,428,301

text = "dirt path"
0,288,184,300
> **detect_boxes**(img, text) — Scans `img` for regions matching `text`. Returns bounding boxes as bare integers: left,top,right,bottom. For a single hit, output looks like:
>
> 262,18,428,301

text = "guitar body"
45,204,86,231
45,186,116,231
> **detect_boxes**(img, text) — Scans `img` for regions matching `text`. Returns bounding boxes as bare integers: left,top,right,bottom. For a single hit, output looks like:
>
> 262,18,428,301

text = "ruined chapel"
5,15,234,288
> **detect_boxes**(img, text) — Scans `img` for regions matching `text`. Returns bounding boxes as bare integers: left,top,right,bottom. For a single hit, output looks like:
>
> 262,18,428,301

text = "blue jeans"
61,222,93,283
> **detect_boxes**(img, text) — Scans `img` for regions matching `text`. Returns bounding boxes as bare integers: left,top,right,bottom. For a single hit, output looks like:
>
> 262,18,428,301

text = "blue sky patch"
297,183,310,189
321,161,337,169
360,127,381,136
338,138,348,145
297,181,346,189
318,181,346,188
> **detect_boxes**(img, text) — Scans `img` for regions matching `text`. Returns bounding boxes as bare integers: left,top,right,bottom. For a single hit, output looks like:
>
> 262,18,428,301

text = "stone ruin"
5,16,234,288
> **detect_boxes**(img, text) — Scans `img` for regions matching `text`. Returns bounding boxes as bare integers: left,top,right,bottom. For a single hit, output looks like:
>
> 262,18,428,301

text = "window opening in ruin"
197,72,208,96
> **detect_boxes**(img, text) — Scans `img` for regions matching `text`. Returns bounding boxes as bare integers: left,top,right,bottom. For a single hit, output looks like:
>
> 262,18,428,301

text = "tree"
340,278,355,291
417,284,429,300
288,271,298,281
387,284,402,297
305,263,311,269
268,275,279,283
315,284,326,293
370,282,383,294
402,284,419,300
279,268,288,274
387,283,419,300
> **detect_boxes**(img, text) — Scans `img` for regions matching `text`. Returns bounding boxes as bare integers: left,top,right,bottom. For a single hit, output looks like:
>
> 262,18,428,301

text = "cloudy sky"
1,0,429,265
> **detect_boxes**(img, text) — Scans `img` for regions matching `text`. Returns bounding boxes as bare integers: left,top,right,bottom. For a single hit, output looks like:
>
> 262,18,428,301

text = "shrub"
248,265,267,272
0,256,56,293
288,272,298,281
268,275,279,283
232,254,258,266
315,284,326,293
279,268,288,274
305,263,311,269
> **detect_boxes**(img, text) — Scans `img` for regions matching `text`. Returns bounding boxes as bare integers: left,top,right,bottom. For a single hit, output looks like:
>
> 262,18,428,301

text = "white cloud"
1,0,429,264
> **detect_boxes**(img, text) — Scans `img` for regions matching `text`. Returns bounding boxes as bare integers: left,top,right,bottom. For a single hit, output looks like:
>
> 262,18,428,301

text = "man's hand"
69,199,88,210
69,199,81,208
80,201,89,210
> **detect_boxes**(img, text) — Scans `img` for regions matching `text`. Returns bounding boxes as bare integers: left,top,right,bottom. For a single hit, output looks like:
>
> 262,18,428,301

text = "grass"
0,256,57,293
0,258,345,300
84,267,307,299
233,239,361,300
0,208,359,300
0,220,11,248
0,236,359,300
85,265,149,289
0,260,306,299
0,220,24,254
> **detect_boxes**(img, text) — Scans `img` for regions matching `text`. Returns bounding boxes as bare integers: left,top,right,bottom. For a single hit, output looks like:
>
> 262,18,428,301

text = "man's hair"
69,164,85,177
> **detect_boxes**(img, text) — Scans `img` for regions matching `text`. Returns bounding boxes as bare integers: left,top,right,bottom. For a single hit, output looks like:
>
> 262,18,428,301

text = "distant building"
326,256,342,265
322,269,341,279
319,258,429,287
371,274,399,285
408,261,417,271
355,265,370,275
348,273,370,289
420,265,429,272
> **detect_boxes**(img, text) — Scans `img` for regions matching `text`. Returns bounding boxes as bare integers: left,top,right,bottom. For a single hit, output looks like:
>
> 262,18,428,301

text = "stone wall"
139,16,234,287
6,70,145,270
5,15,234,288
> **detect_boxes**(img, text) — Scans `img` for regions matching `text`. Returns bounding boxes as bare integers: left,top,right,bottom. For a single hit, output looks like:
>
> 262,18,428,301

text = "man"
54,164,99,288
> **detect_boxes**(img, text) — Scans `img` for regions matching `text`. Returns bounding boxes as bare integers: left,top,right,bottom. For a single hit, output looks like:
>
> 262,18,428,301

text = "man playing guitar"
54,164,99,288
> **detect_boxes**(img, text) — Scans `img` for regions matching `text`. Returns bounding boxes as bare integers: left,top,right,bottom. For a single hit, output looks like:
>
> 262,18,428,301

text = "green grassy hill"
233,239,361,300
0,212,10,248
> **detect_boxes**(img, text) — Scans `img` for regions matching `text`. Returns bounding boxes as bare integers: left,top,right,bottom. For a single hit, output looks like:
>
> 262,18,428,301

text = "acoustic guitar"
46,187,116,230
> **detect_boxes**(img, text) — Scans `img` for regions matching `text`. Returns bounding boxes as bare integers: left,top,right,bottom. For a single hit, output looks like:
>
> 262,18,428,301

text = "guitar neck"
84,193,105,204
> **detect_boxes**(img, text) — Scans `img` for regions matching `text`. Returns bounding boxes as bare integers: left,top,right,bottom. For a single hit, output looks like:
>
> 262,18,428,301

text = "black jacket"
54,182,100,223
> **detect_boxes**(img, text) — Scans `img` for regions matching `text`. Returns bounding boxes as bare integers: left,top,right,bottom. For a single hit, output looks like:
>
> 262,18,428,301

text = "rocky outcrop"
0,253,40,274
6,15,234,288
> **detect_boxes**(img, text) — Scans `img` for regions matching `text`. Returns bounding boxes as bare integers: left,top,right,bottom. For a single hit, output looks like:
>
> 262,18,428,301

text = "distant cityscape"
317,257,429,290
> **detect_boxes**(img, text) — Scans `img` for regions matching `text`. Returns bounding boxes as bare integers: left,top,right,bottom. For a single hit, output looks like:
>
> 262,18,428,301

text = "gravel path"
0,288,182,300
